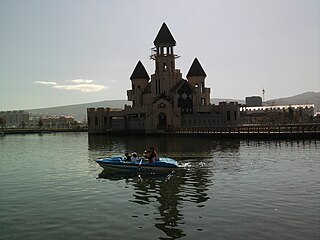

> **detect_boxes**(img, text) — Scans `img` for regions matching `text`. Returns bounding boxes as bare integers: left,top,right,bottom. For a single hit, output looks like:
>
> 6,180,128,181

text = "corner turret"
186,58,207,78
187,58,210,108
130,61,150,80
128,61,149,106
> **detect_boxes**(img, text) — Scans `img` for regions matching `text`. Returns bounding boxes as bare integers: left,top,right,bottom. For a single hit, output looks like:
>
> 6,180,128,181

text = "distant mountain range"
266,92,320,106
27,100,131,121
27,92,320,121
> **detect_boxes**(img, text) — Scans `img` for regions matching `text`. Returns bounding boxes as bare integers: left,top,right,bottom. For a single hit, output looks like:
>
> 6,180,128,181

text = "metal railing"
170,123,320,135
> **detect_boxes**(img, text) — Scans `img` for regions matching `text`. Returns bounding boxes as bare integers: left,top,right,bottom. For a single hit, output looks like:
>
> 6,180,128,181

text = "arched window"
163,63,167,71
158,113,166,129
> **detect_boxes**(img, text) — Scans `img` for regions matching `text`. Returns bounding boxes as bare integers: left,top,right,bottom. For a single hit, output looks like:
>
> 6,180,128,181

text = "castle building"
88,23,239,134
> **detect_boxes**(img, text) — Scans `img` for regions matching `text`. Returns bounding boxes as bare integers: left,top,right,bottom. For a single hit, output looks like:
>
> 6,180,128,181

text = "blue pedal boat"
96,156,179,172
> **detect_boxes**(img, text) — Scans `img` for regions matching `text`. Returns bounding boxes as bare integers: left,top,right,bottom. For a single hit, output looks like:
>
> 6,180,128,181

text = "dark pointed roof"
130,61,150,80
153,22,176,46
186,58,207,78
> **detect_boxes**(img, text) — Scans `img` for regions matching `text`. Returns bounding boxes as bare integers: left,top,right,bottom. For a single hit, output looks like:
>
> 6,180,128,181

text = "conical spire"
186,58,207,78
130,61,150,80
153,22,176,46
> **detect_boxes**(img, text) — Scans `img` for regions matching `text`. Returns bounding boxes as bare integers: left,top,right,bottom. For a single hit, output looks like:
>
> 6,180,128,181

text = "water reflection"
98,169,174,182
88,135,240,159
97,163,214,239
90,135,240,239
99,168,186,238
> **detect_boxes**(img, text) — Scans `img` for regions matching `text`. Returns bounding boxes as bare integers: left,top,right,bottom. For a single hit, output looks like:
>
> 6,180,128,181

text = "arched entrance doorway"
158,112,167,129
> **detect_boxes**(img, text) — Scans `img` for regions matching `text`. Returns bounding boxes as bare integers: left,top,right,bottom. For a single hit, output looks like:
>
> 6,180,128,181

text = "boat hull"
96,157,179,172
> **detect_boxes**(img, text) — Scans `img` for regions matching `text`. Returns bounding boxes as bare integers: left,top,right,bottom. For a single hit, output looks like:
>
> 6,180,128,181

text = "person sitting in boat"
143,149,151,162
148,147,158,163
131,152,139,163
124,152,131,162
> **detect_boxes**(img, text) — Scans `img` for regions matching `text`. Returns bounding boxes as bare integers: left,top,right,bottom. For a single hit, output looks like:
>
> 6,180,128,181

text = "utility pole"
262,88,266,102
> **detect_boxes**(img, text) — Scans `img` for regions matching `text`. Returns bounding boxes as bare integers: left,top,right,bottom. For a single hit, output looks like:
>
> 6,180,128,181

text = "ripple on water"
1,135,319,240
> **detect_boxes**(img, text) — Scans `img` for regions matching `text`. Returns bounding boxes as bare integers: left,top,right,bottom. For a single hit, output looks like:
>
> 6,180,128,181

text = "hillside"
266,92,320,107
27,98,242,121
28,100,130,121
26,92,320,121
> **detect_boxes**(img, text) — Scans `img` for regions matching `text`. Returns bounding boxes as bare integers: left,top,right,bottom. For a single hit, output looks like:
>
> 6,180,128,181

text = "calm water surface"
0,133,319,239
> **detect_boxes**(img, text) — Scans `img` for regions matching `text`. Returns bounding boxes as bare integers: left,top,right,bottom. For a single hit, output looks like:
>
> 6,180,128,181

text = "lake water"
0,133,319,240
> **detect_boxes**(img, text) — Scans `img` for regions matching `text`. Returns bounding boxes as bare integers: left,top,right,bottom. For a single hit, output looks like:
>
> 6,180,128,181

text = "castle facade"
88,23,239,134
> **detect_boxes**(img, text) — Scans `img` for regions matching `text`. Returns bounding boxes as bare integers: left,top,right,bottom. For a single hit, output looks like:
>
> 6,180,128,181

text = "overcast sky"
0,0,319,110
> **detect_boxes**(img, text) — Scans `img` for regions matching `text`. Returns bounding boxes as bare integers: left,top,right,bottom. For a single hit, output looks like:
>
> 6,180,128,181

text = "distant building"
240,104,315,124
40,116,75,128
88,23,240,134
245,96,262,107
0,110,29,127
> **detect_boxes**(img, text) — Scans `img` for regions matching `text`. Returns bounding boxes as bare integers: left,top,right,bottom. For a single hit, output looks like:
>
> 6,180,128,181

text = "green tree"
288,106,294,122
38,119,44,129
21,121,26,129
0,117,6,130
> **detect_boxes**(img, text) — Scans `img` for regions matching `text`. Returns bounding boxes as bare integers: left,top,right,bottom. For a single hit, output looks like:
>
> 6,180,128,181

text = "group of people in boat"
124,147,158,163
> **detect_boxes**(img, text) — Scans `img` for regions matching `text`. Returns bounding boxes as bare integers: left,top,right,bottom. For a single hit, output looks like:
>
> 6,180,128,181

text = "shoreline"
87,131,320,140
1,128,88,135
88,123,320,140
2,126,319,140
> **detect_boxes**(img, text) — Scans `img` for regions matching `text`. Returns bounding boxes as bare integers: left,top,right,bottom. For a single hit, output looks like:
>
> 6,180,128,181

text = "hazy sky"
0,0,319,110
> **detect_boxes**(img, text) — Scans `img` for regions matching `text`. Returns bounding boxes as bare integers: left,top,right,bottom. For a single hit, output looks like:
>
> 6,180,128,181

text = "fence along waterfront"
171,123,320,139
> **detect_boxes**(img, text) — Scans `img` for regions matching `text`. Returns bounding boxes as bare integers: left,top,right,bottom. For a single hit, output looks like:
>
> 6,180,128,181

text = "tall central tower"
150,23,181,96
